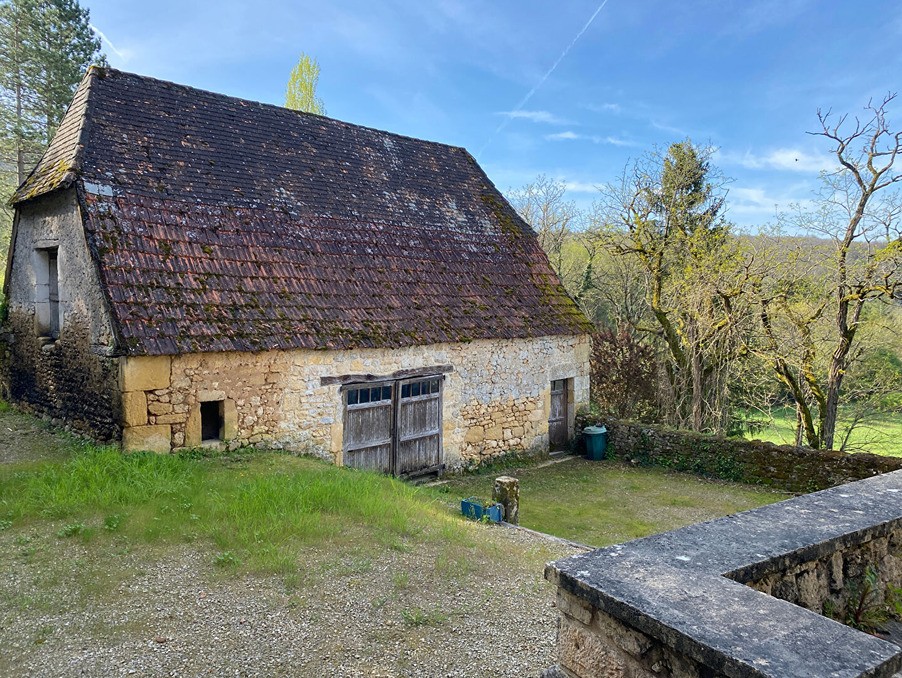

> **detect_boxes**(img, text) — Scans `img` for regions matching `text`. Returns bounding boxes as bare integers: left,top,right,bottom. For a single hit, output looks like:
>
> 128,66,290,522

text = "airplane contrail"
477,0,611,159
90,24,128,62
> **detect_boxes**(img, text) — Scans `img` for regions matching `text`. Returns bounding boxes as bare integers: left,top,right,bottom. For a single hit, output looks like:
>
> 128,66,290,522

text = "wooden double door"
342,376,443,477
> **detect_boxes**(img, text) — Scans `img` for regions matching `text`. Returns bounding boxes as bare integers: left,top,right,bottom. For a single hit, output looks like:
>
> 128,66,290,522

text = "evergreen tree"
0,0,103,282
285,53,325,115
598,141,747,433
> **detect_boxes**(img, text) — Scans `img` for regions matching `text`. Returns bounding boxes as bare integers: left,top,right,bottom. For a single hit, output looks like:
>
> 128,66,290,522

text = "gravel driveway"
0,521,585,677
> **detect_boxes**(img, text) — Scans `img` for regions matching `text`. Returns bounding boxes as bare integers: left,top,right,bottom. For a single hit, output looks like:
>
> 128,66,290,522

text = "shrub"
590,328,658,421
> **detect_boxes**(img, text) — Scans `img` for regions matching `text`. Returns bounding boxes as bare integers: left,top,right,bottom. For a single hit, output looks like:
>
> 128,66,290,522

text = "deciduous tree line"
509,99,902,451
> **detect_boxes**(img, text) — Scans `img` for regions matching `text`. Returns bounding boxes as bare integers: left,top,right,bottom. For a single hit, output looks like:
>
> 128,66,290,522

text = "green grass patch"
0,444,466,575
742,406,902,456
437,457,785,547
400,606,447,628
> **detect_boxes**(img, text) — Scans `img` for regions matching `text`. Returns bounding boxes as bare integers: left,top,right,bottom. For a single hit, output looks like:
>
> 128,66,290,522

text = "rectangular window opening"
201,400,224,442
346,383,392,407
34,247,60,339
47,249,59,338
400,377,441,400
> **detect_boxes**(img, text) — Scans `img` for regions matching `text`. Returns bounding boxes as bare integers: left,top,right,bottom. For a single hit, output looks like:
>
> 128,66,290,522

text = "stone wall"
545,471,902,678
738,528,902,623
460,396,546,461
549,588,719,678
1,189,121,438
577,415,902,493
120,334,591,467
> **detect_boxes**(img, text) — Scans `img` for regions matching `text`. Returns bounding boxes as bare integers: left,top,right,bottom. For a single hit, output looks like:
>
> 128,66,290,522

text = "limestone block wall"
549,588,716,678
548,530,902,678
545,471,902,678
736,527,902,622
120,334,591,466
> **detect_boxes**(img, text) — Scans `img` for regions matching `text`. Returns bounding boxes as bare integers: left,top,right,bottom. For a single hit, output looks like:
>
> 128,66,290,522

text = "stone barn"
2,67,592,476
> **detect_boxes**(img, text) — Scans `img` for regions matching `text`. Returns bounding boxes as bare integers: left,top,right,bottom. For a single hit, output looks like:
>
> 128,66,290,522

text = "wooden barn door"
343,383,394,473
549,379,569,451
396,377,442,476
342,377,443,477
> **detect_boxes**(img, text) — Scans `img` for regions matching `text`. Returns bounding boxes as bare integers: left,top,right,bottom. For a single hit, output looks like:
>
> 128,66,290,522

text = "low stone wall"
576,414,902,493
545,471,902,678
737,527,902,623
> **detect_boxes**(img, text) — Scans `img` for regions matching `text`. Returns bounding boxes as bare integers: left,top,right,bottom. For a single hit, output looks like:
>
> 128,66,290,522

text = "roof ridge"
10,67,98,205
97,66,471,156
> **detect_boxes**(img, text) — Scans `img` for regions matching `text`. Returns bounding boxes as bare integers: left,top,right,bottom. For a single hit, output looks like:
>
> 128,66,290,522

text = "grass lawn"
435,456,787,548
0,419,577,676
0,440,483,578
0,405,793,674
0,412,789,569
742,406,902,457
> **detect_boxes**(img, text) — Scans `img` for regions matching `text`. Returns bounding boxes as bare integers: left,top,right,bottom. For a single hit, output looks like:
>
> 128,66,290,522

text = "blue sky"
86,0,902,228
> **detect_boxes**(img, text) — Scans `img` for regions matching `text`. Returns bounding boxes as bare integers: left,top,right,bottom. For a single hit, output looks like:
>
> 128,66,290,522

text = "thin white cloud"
651,119,689,137
544,131,635,146
728,186,813,218
585,102,621,114
719,148,835,173
562,180,601,193
545,131,580,140
497,110,570,125
90,24,131,63
600,135,634,147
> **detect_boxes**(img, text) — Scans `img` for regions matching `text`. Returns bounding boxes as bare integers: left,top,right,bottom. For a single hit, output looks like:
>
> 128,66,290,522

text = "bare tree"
507,175,605,318
749,95,902,449
508,175,581,276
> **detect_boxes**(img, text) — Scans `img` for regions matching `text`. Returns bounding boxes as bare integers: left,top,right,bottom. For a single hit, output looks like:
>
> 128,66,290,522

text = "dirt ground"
0,524,580,677
0,406,77,464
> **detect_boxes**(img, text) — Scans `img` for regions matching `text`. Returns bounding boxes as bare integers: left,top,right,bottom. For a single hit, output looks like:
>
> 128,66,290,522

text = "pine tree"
0,0,103,282
0,0,104,183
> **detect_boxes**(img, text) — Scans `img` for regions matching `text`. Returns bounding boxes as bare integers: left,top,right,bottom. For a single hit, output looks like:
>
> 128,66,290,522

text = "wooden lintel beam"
321,364,454,388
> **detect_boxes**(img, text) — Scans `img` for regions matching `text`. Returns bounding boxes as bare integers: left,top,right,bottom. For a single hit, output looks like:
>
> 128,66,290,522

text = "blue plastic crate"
461,497,503,522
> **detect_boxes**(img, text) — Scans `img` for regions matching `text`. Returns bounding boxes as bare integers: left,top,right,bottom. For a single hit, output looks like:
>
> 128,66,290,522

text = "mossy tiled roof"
15,67,592,356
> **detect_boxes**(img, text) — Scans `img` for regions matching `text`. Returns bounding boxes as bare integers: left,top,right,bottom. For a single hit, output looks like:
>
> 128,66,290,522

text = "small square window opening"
201,400,224,441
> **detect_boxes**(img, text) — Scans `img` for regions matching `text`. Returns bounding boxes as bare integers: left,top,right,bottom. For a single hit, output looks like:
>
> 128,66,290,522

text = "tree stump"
493,475,520,525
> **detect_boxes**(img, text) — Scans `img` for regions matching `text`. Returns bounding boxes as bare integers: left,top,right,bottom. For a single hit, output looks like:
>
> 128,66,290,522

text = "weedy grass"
437,456,786,548
0,442,469,575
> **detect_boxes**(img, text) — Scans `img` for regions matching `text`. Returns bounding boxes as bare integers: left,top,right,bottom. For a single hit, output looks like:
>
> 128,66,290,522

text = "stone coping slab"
546,470,902,677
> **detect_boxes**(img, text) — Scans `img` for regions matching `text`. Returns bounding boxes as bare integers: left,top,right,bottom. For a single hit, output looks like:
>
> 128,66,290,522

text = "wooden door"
343,383,394,472
549,378,569,450
396,377,442,476
342,377,443,477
